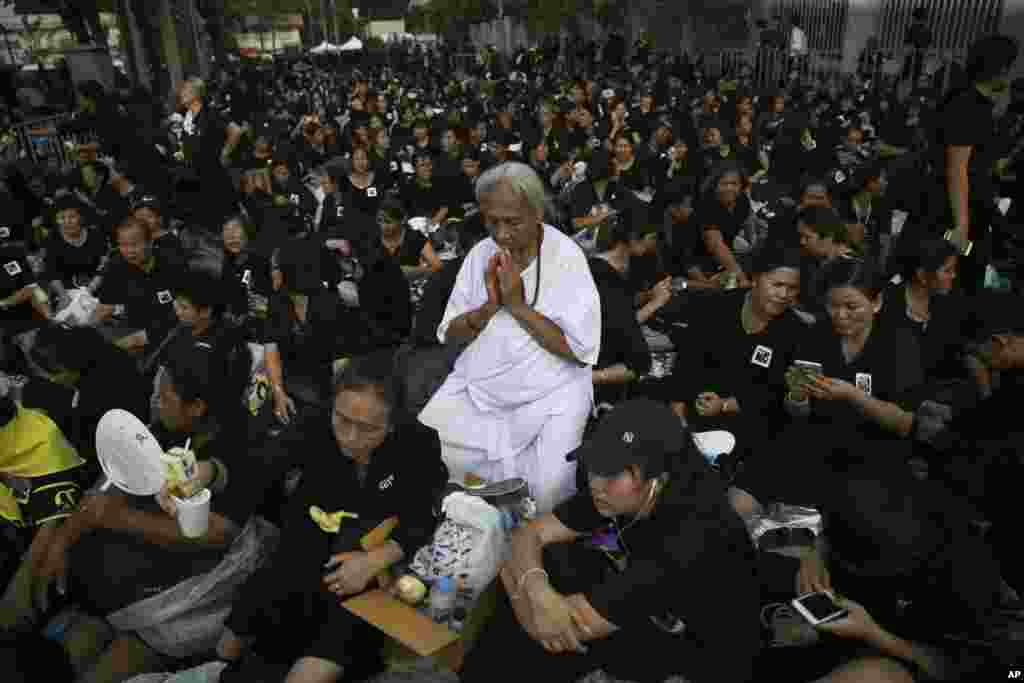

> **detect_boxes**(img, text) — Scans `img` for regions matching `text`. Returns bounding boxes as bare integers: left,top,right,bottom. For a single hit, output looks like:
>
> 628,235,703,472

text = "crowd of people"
1,29,1024,683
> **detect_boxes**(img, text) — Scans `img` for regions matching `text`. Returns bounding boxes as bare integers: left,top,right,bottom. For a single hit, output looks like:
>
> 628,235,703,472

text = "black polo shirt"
95,255,183,341
43,228,108,288
554,472,760,683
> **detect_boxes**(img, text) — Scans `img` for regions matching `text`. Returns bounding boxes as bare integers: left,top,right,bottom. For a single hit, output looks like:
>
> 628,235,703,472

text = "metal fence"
772,0,850,51
877,0,1003,51
705,45,968,95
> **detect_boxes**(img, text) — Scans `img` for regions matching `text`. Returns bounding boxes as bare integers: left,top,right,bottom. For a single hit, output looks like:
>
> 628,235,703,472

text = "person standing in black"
175,77,243,227
921,35,1018,294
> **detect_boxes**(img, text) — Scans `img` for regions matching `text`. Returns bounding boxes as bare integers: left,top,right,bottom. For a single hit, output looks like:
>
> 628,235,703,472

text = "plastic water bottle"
429,576,455,625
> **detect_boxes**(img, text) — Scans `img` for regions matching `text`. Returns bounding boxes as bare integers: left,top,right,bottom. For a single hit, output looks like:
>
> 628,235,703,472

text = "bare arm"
945,145,972,234
593,364,636,385
420,240,443,273
444,302,500,345
848,391,914,437
503,513,582,593
431,206,449,226
703,227,743,274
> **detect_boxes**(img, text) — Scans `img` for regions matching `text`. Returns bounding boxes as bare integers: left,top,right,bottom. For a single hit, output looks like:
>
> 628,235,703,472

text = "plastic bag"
125,661,227,683
54,288,98,327
408,492,505,602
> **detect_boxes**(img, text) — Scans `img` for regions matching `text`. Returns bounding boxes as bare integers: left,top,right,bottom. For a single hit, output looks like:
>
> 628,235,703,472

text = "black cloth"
589,257,651,402
95,255,184,343
181,106,236,222
151,232,188,275
463,471,760,683
933,86,1000,212
342,174,390,222
224,419,447,669
358,254,413,348
43,228,107,289
413,257,462,347
68,427,273,615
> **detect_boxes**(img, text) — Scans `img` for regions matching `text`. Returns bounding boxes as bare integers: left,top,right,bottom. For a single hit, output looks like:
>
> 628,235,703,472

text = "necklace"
904,285,930,329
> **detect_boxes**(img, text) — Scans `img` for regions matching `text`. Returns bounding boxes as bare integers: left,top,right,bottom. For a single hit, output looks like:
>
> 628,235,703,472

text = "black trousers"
460,543,688,683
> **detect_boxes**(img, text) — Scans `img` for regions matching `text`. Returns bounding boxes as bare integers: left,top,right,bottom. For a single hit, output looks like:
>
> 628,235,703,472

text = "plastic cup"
172,488,211,538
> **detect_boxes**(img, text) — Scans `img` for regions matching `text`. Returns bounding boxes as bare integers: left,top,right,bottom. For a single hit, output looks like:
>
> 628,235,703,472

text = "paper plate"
95,409,166,496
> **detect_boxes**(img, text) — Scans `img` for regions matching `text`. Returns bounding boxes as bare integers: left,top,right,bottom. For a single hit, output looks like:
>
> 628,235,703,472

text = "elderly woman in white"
419,162,601,514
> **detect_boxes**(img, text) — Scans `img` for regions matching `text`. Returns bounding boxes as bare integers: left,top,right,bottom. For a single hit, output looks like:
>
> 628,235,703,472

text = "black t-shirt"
44,228,108,288
261,289,364,373
95,255,184,340
934,87,999,204
554,474,760,683
878,284,969,382
343,174,389,221
221,250,273,322
674,289,806,416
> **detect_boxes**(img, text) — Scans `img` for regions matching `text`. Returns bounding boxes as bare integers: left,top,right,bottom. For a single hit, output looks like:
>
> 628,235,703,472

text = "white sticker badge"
855,373,873,397
241,269,252,285
751,345,773,369
367,187,377,198
0,227,9,239
4,260,21,276
157,290,173,304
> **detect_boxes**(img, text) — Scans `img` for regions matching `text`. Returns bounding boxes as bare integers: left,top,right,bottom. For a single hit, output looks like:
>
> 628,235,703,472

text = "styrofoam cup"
172,488,211,538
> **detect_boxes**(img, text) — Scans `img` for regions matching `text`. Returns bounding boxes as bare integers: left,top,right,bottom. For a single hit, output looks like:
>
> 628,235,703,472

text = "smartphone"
794,360,823,385
791,591,848,626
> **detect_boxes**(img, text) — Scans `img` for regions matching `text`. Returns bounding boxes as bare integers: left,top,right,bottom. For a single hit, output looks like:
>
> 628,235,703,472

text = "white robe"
419,224,601,513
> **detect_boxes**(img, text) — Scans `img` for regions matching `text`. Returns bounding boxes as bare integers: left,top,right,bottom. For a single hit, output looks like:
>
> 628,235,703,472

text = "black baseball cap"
567,399,686,477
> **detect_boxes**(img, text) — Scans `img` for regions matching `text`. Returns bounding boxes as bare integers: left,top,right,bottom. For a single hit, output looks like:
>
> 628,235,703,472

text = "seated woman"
90,218,184,354
733,258,924,511
373,200,442,280
42,195,107,308
589,222,662,404
609,130,652,197
261,240,367,421
757,472,1004,682
400,152,450,229
7,333,276,682
341,146,391,226
220,214,273,328
766,176,835,249
881,239,968,388
216,351,448,683
691,161,753,287
669,244,806,461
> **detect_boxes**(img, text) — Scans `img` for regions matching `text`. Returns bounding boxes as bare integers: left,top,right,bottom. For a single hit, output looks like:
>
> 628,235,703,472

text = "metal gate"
877,0,1003,51
770,0,849,52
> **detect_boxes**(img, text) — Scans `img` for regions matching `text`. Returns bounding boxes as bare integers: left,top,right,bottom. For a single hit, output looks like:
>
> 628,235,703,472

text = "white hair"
475,162,547,218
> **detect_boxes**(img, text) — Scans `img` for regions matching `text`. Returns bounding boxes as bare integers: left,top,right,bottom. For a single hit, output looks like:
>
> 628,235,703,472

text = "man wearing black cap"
460,399,760,683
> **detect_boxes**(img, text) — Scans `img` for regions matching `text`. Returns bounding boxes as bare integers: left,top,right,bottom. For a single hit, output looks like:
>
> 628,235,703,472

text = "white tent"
310,41,340,54
339,37,364,52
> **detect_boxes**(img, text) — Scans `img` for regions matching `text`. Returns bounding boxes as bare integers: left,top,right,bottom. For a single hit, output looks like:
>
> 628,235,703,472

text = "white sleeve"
543,244,602,366
437,244,489,343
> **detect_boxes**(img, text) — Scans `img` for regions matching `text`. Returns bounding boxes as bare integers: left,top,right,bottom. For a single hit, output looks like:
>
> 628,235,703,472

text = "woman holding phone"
732,257,925,511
